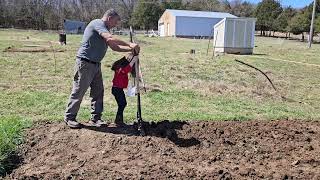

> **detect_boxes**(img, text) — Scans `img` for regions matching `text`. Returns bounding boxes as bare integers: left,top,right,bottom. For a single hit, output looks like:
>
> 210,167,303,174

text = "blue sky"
246,0,314,8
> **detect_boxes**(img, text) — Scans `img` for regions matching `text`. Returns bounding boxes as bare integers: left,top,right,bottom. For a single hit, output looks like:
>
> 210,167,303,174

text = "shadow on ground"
81,120,200,148
0,153,23,177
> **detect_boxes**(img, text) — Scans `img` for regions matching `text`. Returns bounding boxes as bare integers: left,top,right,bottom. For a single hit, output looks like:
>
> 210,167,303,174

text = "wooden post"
308,0,317,48
212,31,219,58
49,41,57,74
206,29,214,56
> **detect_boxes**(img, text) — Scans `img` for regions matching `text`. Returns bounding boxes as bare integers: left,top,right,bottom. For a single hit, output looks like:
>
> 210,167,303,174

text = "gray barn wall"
175,17,223,37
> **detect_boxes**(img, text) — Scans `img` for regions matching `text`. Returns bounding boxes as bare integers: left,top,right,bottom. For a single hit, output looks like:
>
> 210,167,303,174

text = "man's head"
102,9,121,29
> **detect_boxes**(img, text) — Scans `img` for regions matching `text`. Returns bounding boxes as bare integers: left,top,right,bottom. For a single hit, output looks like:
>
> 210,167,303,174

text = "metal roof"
166,9,237,18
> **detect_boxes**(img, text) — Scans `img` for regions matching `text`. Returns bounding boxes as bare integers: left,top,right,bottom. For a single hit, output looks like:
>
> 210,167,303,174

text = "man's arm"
100,32,140,53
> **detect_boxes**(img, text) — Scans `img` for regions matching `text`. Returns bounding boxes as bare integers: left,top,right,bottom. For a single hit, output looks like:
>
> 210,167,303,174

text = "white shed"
213,18,256,55
158,9,237,37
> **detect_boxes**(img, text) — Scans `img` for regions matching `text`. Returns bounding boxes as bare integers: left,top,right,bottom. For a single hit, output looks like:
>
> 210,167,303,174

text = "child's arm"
118,55,139,74
129,56,138,67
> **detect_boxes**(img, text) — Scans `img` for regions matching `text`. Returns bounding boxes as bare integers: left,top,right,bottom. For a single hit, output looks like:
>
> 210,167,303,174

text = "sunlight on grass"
1,29,320,122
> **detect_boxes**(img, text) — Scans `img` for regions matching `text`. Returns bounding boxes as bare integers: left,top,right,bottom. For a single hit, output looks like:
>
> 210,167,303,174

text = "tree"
185,0,224,12
228,0,255,17
315,16,320,33
1,0,315,32
161,0,184,10
288,10,310,41
221,0,232,12
130,0,162,30
0,0,5,27
255,0,282,36
273,7,296,36
117,0,138,27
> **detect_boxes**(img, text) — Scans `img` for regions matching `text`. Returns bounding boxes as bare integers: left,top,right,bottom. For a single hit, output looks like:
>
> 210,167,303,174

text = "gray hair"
103,9,120,19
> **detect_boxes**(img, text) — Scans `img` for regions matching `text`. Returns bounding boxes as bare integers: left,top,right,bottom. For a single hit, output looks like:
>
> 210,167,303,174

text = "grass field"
0,29,320,175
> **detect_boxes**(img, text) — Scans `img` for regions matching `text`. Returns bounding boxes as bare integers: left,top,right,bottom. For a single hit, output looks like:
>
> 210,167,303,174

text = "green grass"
0,116,31,176
0,29,319,122
0,28,320,175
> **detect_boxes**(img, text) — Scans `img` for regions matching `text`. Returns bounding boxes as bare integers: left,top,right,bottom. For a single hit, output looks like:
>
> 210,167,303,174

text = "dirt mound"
8,120,320,179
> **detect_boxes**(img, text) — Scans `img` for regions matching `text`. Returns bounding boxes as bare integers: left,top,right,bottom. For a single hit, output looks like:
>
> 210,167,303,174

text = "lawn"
0,29,320,175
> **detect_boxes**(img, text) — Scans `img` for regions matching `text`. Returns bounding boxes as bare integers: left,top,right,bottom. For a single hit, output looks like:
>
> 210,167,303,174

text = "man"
64,9,140,128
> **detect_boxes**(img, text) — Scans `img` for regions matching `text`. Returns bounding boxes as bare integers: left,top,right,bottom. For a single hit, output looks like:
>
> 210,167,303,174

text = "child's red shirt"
112,65,132,88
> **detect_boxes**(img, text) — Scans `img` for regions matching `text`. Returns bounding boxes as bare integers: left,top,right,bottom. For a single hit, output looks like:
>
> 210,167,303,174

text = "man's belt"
78,57,99,65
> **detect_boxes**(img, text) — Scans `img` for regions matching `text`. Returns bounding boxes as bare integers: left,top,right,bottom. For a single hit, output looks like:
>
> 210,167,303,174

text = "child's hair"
111,55,137,77
111,56,129,71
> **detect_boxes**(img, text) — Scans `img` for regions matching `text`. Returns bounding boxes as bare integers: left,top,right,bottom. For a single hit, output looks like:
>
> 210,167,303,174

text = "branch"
235,59,277,91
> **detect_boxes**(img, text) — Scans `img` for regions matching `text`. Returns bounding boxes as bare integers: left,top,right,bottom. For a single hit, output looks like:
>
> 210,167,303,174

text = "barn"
63,19,86,34
158,9,237,37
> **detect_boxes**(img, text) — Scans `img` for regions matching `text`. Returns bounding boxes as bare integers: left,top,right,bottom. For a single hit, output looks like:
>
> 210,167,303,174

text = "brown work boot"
114,115,126,127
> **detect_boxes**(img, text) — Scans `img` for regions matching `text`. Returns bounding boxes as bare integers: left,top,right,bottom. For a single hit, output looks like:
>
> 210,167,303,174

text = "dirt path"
8,120,320,179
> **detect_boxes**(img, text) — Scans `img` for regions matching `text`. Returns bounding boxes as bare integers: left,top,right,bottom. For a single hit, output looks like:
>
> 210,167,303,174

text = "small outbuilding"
213,17,256,55
63,19,86,34
158,9,237,37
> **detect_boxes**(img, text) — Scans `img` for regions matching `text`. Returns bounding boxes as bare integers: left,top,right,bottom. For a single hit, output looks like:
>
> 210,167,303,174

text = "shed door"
159,24,165,37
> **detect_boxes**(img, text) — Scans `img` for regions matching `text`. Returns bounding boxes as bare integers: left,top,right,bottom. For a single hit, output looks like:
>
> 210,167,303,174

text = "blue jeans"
112,87,127,118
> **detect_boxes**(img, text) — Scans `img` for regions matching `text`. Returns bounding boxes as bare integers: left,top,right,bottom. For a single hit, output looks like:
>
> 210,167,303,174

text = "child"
111,53,138,126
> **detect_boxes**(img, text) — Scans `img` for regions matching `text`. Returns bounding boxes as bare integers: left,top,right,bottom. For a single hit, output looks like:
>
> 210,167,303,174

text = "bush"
0,116,31,176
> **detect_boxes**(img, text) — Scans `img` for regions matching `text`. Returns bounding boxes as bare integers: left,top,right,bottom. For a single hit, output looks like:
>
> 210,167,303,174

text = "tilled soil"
8,120,320,179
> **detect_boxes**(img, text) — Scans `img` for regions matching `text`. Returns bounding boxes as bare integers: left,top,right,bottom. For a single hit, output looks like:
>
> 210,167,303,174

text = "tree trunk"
310,29,314,42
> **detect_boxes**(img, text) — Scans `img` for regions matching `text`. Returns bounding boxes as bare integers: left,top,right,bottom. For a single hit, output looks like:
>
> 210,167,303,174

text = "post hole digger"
129,26,146,136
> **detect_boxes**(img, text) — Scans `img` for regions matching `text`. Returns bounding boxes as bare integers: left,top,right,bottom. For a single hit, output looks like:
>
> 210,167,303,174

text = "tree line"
255,0,320,40
0,0,319,39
